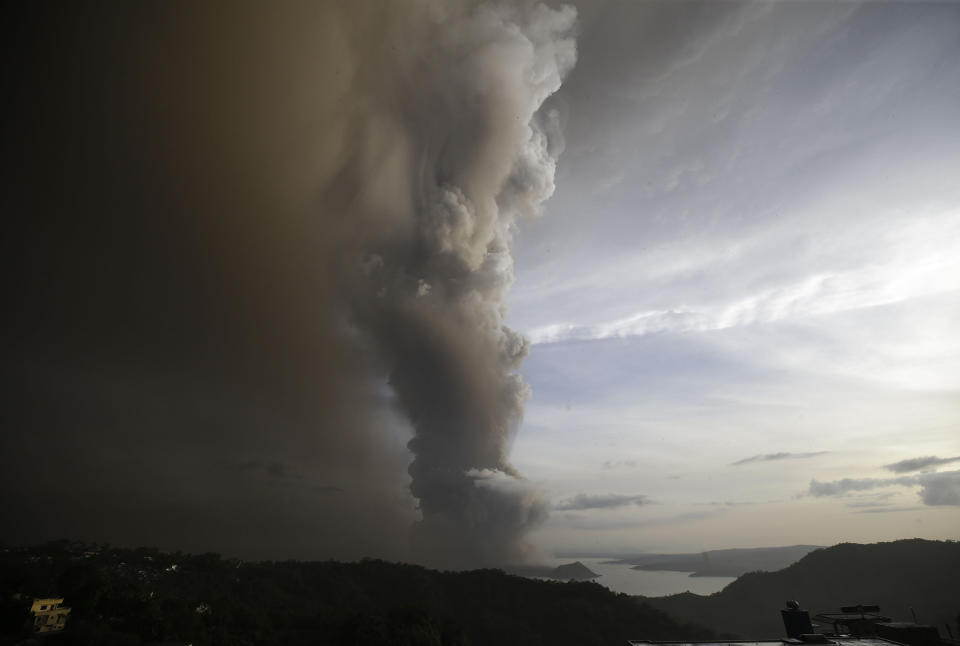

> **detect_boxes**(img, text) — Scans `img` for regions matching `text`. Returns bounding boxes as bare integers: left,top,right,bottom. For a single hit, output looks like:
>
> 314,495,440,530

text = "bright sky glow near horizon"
507,0,960,555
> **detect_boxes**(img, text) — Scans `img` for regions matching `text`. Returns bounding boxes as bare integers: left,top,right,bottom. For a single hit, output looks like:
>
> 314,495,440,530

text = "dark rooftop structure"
630,639,907,646
629,602,959,646
876,624,945,646
815,606,892,637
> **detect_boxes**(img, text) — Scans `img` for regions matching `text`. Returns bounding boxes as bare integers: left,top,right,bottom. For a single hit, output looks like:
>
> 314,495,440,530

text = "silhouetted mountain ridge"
613,545,821,577
0,540,715,646
638,539,960,638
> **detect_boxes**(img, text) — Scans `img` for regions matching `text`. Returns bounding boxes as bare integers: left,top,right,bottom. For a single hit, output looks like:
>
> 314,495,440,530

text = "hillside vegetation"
640,539,960,638
0,541,716,646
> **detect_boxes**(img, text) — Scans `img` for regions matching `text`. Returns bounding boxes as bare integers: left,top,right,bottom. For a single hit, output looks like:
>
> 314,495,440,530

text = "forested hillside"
0,541,716,646
640,539,960,638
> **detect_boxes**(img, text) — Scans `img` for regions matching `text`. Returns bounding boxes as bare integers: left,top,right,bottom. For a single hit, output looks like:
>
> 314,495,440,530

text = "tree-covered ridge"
0,541,717,646
639,539,960,639
619,545,821,577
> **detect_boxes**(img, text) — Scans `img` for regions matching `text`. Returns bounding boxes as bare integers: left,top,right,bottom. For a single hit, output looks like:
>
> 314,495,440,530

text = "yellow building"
30,598,71,634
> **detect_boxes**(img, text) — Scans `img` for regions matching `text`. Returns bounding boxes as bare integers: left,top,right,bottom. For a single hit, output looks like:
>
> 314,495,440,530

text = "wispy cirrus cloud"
884,455,960,473
844,493,896,509
730,451,828,466
601,459,638,470
554,493,650,511
855,507,925,514
524,241,960,346
809,470,960,506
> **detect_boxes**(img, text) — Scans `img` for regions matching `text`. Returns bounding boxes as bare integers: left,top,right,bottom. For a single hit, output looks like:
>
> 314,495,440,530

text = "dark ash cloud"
238,461,287,479
554,493,650,511
730,451,828,466
884,455,960,473
3,0,576,568
809,470,960,506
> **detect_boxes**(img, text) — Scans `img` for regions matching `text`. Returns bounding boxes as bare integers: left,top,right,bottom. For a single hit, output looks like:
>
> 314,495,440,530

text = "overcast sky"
507,0,960,555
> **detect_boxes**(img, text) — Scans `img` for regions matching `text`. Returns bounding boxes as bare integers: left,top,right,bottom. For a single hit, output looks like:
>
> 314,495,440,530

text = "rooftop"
816,614,892,623
629,639,906,646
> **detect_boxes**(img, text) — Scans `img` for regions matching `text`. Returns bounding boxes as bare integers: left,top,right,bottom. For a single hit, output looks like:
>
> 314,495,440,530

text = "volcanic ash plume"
3,0,574,567
346,2,577,567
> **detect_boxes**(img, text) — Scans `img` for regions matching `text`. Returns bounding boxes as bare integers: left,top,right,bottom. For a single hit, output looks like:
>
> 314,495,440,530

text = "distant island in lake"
507,560,600,581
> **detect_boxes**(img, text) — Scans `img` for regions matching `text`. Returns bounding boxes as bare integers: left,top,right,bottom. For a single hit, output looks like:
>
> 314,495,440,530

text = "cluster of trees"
640,539,960,639
0,540,717,646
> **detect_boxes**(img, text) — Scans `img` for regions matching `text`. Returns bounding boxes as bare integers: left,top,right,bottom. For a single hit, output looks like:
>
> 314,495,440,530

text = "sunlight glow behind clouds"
506,0,960,554
525,211,960,346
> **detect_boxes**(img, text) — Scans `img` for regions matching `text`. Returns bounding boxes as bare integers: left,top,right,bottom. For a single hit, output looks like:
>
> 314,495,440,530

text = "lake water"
571,557,736,597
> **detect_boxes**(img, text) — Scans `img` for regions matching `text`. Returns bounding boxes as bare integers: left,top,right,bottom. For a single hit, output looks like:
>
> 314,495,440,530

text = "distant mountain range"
638,539,960,639
607,544,822,577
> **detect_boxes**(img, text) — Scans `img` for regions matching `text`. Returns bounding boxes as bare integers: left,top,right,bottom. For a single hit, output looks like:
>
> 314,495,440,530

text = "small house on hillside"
30,597,71,634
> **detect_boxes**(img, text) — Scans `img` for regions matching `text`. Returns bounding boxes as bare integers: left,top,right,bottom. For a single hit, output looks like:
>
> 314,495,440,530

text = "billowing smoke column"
3,0,575,568
352,3,577,567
